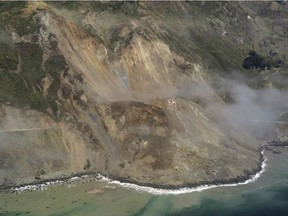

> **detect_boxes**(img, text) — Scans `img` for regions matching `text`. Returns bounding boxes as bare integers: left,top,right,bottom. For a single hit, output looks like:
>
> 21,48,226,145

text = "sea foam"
12,151,267,195
97,150,267,195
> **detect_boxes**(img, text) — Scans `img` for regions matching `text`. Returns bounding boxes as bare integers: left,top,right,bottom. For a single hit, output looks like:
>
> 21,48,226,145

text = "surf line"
98,150,267,195
11,151,267,195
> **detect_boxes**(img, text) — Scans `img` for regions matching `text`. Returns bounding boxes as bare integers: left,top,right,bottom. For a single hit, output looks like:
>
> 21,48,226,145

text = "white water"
98,150,267,195
12,176,88,192
12,151,267,195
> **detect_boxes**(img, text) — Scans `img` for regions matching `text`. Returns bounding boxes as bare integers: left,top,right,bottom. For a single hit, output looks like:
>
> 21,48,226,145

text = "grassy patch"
0,3,40,37
0,41,67,117
0,1,26,13
0,43,18,71
0,72,43,108
0,27,19,70
44,54,66,78
18,42,44,84
44,54,67,114
88,1,139,17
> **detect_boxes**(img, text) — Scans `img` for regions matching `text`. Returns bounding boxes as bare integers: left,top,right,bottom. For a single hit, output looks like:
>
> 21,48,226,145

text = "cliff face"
0,1,287,187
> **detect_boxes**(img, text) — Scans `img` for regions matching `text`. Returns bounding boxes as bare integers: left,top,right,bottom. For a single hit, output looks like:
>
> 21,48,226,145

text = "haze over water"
0,147,288,216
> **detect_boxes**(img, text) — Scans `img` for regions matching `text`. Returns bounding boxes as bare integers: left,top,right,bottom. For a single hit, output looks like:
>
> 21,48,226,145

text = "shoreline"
97,149,267,195
104,143,288,194
0,148,269,195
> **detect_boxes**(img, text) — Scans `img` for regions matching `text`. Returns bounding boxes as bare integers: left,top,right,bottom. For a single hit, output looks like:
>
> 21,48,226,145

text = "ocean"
1,147,288,216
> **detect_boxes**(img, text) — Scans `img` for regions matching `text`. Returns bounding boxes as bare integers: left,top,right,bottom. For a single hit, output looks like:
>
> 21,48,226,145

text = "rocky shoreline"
0,172,95,193
105,148,266,192
3,141,288,194
0,146,269,194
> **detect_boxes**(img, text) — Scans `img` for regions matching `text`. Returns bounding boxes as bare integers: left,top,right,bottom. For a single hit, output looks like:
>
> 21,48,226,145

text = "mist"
177,77,288,141
0,27,15,48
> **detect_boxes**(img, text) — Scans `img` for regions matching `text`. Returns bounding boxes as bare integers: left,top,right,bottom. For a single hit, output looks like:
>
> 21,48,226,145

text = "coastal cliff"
0,1,287,188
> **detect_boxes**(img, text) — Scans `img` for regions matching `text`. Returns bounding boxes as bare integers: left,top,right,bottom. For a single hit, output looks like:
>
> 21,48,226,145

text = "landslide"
0,1,287,187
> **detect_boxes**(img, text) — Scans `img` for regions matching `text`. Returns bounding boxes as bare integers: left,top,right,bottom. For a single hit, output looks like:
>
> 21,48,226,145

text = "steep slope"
0,1,287,188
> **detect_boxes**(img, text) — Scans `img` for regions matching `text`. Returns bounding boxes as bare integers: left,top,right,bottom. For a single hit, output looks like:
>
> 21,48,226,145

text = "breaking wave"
12,151,267,195
97,150,267,195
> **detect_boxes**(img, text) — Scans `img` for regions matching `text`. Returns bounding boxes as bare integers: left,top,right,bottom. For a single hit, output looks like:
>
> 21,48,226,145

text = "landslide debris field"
0,1,287,188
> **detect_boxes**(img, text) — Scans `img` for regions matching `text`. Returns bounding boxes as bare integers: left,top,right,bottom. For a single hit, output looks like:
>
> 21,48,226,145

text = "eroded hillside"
0,1,287,188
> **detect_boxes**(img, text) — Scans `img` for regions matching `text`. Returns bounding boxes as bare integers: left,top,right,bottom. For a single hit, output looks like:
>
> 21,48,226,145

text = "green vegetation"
44,54,66,78
242,50,285,70
0,43,18,71
18,42,44,85
0,2,40,37
0,2,66,117
44,54,67,114
0,38,67,117
242,51,267,70
0,42,48,112
0,1,26,13
0,71,45,110
13,16,40,37
88,1,139,17
0,26,19,71
56,1,139,18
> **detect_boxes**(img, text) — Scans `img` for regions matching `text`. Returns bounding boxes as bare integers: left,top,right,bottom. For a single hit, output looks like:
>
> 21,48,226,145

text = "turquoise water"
1,148,288,216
